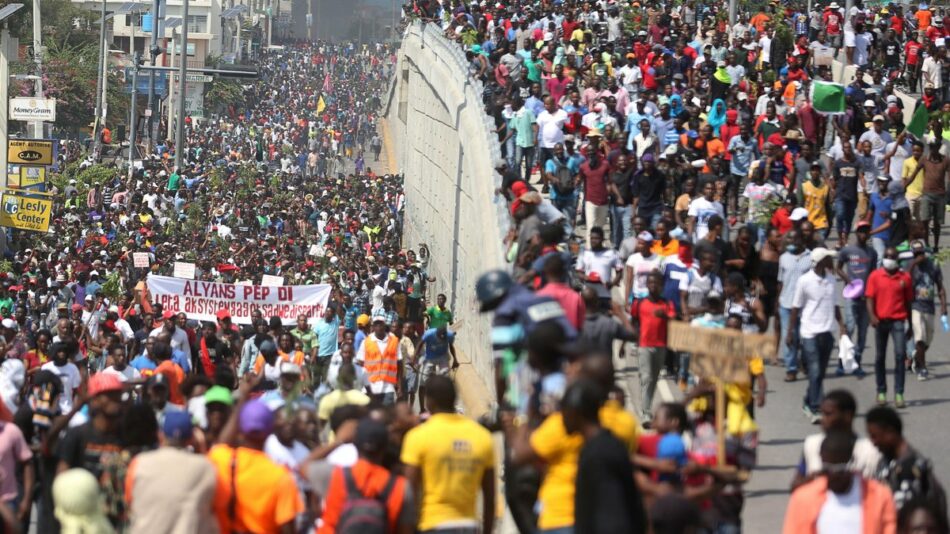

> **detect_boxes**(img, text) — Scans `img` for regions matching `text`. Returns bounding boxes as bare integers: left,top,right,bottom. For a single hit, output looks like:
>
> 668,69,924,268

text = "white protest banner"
132,252,150,268
308,244,325,257
146,275,331,325
173,262,196,279
261,274,284,286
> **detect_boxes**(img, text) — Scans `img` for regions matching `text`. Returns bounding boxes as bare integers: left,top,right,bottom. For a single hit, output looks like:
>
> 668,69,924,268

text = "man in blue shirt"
312,305,340,384
413,325,458,412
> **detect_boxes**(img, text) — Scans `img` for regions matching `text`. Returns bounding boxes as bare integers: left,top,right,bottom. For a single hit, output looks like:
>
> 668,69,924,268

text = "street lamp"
0,4,26,180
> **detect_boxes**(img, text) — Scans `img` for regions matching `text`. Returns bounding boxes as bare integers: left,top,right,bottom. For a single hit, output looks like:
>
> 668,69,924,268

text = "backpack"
337,467,396,534
551,158,575,195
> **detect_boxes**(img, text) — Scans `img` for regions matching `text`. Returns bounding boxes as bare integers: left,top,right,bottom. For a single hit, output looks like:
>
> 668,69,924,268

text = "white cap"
280,361,302,375
864,99,876,107
1,319,16,330
790,207,810,221
811,247,838,264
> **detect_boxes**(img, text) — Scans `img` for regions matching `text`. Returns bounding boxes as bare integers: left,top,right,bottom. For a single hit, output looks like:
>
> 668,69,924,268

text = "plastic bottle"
941,315,949,332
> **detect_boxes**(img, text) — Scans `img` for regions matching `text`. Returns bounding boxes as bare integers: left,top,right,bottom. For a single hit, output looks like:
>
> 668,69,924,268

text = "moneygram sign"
7,140,54,166
0,192,52,232
9,98,57,122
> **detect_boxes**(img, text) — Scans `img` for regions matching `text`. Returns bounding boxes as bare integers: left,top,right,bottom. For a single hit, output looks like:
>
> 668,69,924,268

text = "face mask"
883,258,899,271
786,244,799,253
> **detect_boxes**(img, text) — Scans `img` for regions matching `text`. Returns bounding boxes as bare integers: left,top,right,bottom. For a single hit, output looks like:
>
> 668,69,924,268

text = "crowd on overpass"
410,0,950,532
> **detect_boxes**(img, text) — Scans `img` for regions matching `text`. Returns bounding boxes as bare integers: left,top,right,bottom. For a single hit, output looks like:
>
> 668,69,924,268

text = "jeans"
609,204,633,249
843,299,869,365
514,145,536,182
875,319,907,395
802,332,834,413
637,205,663,228
638,346,665,422
372,392,396,405
553,194,578,237
871,237,886,267
505,135,517,167
779,306,801,374
834,198,857,236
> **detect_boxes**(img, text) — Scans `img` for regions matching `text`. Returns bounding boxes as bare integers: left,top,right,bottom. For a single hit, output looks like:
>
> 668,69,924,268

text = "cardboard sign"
7,140,54,166
132,252,150,268
0,192,51,232
667,321,777,382
261,274,284,286
173,261,196,279
146,275,331,325
308,244,325,257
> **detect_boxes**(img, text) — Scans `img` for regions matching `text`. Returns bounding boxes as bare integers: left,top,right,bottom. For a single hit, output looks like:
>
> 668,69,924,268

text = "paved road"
611,240,950,532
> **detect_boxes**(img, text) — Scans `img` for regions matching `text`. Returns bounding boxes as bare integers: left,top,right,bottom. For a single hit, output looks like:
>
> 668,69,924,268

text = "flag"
905,103,930,139
809,81,846,115
322,72,332,93
316,96,326,114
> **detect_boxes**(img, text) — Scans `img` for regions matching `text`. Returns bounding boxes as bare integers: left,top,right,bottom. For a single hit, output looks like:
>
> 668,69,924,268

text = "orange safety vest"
364,335,399,385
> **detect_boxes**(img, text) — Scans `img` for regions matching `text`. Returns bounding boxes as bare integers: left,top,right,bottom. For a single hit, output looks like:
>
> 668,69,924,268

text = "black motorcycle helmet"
476,269,513,313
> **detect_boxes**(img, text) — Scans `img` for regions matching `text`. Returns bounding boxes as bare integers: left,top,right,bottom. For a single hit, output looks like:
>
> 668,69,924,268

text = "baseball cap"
88,373,124,397
790,207,810,221
204,385,234,406
239,399,274,435
873,114,885,122
1,319,16,330
637,231,654,243
811,247,838,264
356,314,371,327
863,99,876,107
280,361,302,376
161,310,174,320
855,220,872,231
215,309,231,321
162,411,193,441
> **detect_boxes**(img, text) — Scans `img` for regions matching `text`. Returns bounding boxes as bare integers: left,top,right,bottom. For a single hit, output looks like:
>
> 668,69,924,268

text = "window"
186,15,208,33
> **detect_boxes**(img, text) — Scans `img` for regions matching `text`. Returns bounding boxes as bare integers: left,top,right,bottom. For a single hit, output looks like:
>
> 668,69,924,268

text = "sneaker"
854,367,866,379
835,367,846,377
785,371,797,382
811,412,821,424
895,394,906,409
910,359,918,374
918,368,929,381
877,392,887,406
677,379,688,392
802,405,816,421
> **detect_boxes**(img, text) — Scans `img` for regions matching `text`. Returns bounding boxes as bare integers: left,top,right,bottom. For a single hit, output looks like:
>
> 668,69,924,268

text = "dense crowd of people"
3,0,950,531
414,0,950,532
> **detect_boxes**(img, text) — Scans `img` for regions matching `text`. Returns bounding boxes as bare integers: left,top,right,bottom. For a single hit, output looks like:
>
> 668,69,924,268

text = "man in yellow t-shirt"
401,376,495,534
506,354,639,531
902,141,925,218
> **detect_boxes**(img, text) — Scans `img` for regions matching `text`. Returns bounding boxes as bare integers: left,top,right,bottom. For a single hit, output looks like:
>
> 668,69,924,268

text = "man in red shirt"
865,246,913,408
904,35,924,92
580,132,612,248
537,254,586,330
629,271,675,425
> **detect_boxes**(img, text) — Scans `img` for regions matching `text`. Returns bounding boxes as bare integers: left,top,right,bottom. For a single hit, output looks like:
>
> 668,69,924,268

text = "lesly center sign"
9,98,56,122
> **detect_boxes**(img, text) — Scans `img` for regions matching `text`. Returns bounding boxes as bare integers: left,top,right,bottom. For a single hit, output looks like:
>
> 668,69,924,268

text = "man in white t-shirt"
575,226,623,288
535,97,568,172
624,232,660,303
687,180,725,241
788,248,846,423
149,314,192,363
41,342,82,414
792,389,882,488
102,345,141,382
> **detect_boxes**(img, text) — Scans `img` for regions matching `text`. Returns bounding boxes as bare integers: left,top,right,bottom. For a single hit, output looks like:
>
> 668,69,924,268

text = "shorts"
912,309,935,347
920,192,946,225
908,195,922,220
403,365,419,393
420,360,449,383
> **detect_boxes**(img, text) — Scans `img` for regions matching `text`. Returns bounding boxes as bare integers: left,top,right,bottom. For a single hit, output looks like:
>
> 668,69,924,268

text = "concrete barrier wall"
830,59,917,126
386,21,508,410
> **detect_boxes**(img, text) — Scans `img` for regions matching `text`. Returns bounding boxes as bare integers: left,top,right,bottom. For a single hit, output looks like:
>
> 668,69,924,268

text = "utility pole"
307,0,312,41
31,0,44,139
166,26,175,143
128,52,139,177
173,0,188,170
729,0,736,37
146,0,160,150
1,25,10,180
93,0,107,156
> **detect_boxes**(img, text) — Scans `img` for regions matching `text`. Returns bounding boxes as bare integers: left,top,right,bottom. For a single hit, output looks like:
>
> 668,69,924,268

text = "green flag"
905,104,930,139
810,81,846,115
